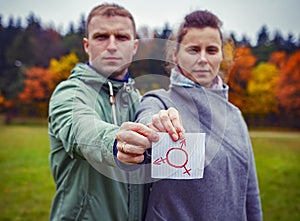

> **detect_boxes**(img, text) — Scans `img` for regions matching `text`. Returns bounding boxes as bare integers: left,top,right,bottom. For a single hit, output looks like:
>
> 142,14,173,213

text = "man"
48,3,183,221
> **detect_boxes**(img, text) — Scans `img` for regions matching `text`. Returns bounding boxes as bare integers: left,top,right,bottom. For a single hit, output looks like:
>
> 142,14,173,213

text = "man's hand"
116,122,158,164
116,107,185,164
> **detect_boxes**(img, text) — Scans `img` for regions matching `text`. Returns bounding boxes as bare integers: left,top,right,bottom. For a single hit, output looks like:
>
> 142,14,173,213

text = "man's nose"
107,35,117,50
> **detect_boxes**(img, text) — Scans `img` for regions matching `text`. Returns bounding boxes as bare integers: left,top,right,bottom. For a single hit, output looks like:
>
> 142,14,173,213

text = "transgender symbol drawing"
153,139,191,176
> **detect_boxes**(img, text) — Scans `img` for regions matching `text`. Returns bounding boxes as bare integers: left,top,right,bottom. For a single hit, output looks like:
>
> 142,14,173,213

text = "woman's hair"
85,3,136,38
175,10,223,52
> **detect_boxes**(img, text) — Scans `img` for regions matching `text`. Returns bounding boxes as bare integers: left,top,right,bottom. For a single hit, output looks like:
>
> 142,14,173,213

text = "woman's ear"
173,53,178,64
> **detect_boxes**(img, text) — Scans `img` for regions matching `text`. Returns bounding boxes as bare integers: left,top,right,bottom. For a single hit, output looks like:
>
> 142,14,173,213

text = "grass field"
250,131,300,221
0,124,55,221
0,124,299,221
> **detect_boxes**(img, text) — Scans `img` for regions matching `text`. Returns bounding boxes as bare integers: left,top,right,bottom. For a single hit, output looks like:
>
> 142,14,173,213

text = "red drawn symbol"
153,139,191,176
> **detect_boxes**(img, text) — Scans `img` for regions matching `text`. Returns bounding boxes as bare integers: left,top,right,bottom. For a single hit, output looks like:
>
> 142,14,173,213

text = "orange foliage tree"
16,52,79,117
18,67,55,116
269,51,287,70
275,51,300,116
227,46,257,111
0,92,4,107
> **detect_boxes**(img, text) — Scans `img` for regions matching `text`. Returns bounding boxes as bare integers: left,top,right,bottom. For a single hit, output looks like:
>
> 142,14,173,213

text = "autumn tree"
247,62,280,117
276,51,300,120
220,37,235,83
18,66,55,117
49,52,79,86
16,52,79,118
227,46,257,111
269,51,287,70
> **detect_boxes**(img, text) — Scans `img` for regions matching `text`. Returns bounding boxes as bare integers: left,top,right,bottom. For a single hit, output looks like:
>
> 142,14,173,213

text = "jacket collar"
170,66,224,90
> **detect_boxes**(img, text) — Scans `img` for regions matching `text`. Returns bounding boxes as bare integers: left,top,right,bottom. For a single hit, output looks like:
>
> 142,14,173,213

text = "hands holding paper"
116,107,185,164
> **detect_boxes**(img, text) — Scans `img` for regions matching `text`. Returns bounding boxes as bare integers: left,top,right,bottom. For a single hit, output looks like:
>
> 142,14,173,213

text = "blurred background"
0,0,299,220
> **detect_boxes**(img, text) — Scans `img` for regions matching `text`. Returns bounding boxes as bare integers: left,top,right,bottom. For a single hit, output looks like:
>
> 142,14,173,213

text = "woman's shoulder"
142,88,171,101
143,88,168,96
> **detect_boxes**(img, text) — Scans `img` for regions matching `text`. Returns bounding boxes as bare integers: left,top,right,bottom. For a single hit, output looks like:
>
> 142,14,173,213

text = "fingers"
168,107,185,140
117,122,159,143
151,107,185,141
117,151,145,164
116,141,145,164
117,141,145,155
115,122,158,164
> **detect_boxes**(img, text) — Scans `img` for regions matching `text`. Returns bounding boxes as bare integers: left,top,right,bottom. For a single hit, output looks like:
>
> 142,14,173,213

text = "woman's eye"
187,47,199,54
207,47,218,54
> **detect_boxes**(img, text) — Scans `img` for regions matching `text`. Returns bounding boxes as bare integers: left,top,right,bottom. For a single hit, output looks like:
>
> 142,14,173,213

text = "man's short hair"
86,3,136,38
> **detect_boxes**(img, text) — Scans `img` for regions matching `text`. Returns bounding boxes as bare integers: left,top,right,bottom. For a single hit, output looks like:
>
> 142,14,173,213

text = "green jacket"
48,63,143,221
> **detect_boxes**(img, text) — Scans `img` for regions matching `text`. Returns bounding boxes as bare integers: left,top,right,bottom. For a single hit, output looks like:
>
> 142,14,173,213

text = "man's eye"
95,34,108,40
116,35,129,41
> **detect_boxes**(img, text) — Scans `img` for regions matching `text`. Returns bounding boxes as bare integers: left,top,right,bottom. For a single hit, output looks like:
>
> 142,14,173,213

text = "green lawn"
250,131,300,221
0,125,299,220
0,125,55,221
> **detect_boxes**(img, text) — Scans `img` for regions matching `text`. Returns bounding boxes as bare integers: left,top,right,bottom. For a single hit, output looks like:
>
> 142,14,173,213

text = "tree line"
0,13,299,128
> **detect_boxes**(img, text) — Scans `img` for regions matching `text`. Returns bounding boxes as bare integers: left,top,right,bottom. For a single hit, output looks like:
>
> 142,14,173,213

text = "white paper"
151,133,205,179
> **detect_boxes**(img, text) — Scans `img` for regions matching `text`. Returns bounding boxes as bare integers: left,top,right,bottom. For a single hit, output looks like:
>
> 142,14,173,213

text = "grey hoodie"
135,82,263,221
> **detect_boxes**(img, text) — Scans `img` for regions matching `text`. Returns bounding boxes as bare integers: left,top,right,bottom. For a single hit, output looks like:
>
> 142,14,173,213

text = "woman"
135,10,263,221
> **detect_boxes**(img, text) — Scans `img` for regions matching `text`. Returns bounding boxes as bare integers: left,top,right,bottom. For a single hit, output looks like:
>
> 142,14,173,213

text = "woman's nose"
197,51,208,64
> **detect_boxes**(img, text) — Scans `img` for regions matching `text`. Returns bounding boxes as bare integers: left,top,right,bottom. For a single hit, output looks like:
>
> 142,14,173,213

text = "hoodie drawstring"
108,81,118,125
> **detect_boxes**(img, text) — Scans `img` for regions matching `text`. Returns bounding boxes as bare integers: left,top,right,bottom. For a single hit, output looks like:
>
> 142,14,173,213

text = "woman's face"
174,27,223,88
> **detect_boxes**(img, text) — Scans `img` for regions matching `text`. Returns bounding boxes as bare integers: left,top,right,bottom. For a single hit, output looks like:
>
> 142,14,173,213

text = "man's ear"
83,37,89,54
133,39,139,56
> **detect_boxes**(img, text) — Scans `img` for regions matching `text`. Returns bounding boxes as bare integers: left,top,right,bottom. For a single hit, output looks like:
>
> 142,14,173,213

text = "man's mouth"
104,57,121,60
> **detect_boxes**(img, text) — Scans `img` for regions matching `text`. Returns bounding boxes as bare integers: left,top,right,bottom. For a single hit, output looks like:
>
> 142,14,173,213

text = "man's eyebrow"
92,29,131,34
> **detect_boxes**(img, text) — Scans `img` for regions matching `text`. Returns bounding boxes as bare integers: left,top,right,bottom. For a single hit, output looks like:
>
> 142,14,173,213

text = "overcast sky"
1,0,299,44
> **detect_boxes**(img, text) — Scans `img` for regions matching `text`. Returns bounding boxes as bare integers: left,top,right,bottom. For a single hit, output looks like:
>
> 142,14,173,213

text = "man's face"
83,15,138,80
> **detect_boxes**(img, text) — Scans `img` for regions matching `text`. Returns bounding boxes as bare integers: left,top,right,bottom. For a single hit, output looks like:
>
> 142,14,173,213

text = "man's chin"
92,62,129,79
103,68,127,79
